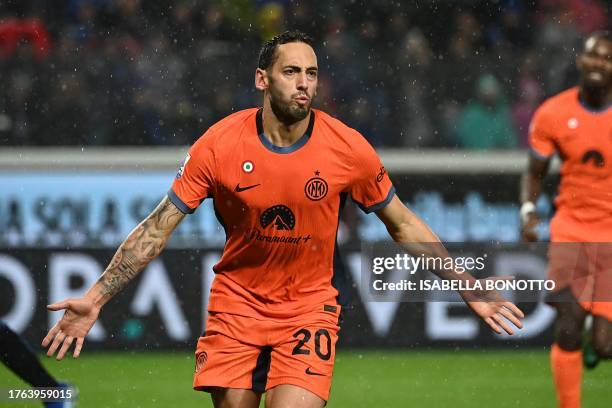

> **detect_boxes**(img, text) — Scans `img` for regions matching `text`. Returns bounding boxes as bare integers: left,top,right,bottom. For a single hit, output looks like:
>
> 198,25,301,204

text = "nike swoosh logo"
234,183,261,192
305,367,325,376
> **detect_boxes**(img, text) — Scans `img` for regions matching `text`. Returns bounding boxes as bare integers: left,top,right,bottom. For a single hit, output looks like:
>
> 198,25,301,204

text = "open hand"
42,298,100,360
462,278,525,335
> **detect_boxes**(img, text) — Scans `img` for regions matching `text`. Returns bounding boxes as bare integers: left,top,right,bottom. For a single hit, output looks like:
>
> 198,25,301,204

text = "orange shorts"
193,305,341,401
547,243,612,321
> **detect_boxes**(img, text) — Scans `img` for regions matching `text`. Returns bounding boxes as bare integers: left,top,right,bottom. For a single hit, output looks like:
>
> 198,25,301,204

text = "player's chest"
555,112,612,168
214,153,349,212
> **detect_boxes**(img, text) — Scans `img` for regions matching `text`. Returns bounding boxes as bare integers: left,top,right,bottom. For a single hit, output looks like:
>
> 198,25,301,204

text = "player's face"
577,37,612,89
265,42,318,124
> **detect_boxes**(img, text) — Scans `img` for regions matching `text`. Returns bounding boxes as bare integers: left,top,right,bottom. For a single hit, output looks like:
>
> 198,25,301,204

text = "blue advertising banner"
0,171,557,247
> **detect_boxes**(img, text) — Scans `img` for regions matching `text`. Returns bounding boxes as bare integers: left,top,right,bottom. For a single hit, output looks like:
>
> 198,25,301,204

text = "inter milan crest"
305,170,328,201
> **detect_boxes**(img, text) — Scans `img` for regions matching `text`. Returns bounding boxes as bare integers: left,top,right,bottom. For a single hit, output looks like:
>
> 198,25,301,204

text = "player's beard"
268,86,312,126
581,75,610,94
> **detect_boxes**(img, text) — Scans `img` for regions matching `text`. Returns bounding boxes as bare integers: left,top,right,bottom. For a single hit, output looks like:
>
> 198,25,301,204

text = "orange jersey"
170,108,394,318
529,87,612,241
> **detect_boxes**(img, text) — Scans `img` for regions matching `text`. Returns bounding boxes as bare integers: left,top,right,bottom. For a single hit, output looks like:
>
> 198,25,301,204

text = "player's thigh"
551,294,588,350
267,313,340,402
194,312,269,395
264,384,325,408
209,387,261,408
592,314,612,358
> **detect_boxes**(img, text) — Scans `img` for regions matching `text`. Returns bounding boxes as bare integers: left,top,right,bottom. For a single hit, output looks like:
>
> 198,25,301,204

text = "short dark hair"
257,30,314,70
585,31,612,49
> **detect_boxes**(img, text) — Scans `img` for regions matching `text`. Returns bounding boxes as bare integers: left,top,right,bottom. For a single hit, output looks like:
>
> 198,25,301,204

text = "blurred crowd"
0,0,609,148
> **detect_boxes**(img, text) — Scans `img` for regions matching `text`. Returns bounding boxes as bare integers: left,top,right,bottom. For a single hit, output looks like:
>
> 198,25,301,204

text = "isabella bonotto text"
372,279,556,292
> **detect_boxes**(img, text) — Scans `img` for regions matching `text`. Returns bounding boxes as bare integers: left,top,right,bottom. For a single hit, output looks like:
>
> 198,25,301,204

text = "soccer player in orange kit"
521,32,612,408
43,31,523,408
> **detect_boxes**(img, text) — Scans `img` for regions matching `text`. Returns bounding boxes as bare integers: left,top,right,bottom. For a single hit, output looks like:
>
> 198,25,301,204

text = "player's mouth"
294,95,310,105
585,70,605,81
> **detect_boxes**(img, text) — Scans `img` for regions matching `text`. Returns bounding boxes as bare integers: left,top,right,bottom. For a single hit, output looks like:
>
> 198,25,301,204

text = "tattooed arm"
91,196,185,302
42,196,186,359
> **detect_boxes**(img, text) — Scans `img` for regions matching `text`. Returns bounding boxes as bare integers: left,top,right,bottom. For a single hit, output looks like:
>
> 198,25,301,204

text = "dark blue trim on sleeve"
167,188,195,214
529,148,552,161
354,186,396,214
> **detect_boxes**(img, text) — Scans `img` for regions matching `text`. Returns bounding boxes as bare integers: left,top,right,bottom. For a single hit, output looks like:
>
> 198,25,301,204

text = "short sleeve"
168,133,216,214
528,105,556,159
349,134,395,213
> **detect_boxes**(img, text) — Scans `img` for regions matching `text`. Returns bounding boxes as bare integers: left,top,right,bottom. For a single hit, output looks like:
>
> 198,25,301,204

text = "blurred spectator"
512,78,543,147
541,0,608,34
0,17,51,61
321,27,367,128
535,5,582,94
395,28,435,147
511,53,544,147
0,1,608,147
133,30,189,145
457,74,518,149
2,70,37,144
257,2,285,41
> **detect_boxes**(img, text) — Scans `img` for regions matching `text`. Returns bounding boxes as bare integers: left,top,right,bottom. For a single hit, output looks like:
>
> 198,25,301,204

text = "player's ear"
255,68,268,91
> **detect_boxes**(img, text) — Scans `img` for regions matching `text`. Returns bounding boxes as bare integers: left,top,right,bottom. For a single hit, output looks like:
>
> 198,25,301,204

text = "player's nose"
296,72,308,90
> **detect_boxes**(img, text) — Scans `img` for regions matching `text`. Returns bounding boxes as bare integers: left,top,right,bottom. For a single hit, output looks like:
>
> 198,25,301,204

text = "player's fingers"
47,300,71,311
42,324,60,347
47,332,66,357
503,301,525,318
56,336,74,361
73,338,84,358
499,306,523,329
492,313,514,335
485,317,502,334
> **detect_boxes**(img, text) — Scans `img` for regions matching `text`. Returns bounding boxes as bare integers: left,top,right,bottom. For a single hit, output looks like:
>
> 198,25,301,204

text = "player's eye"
307,70,318,79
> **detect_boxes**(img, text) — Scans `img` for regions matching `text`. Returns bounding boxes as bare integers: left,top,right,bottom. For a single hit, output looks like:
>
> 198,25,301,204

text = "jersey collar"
577,93,612,114
256,108,315,154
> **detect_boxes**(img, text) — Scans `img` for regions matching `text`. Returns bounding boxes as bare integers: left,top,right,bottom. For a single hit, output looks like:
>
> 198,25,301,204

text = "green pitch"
1,350,611,407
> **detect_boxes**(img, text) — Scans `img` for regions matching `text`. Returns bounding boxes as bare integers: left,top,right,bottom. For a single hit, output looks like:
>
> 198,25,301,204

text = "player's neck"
261,104,311,147
579,86,612,110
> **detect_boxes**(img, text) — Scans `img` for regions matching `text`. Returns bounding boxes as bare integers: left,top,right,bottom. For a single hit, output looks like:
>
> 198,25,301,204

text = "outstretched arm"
376,196,524,335
42,196,186,359
90,196,185,303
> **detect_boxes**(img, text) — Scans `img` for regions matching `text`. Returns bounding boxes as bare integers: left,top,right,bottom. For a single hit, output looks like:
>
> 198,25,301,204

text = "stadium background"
1,0,611,406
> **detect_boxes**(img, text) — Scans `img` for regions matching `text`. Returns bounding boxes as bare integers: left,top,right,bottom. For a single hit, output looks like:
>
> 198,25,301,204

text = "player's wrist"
83,289,107,309
520,201,536,225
